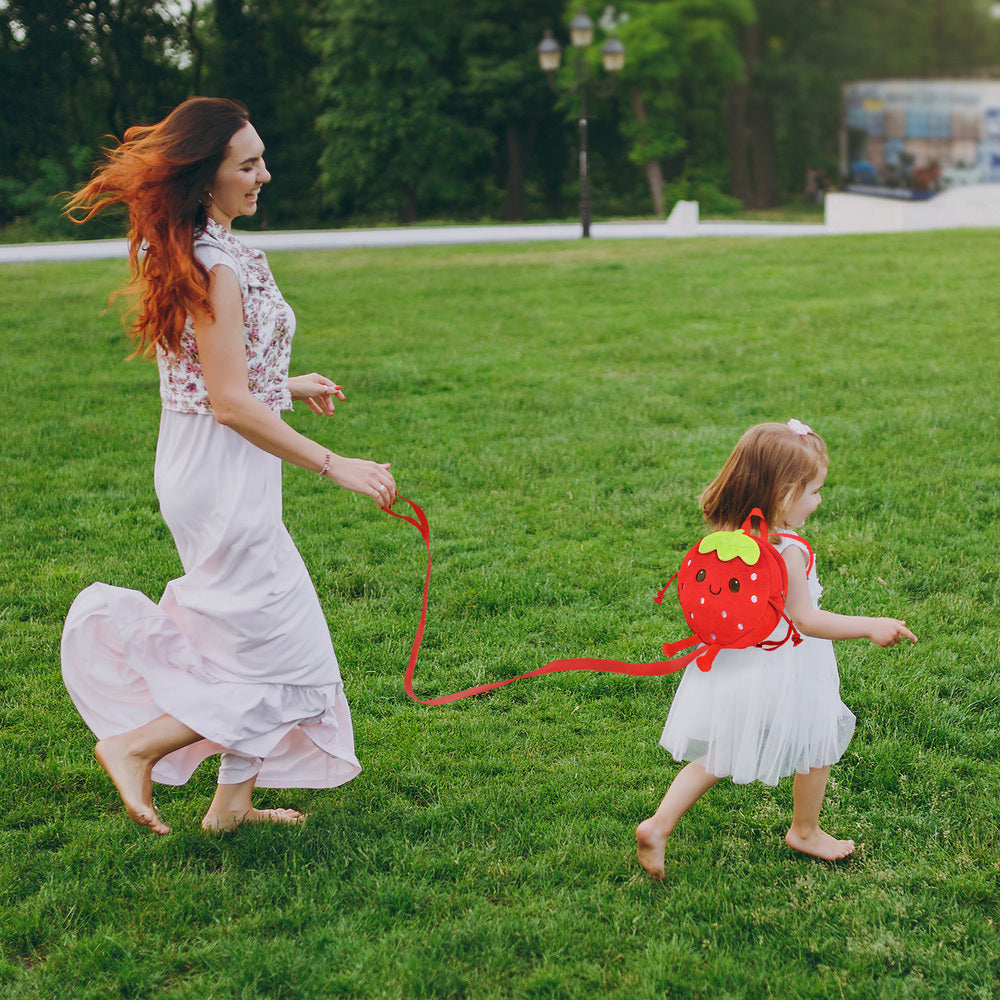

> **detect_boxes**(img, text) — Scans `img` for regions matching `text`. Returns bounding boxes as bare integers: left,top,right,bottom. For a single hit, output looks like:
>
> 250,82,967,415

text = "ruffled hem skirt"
659,635,855,787
61,409,361,789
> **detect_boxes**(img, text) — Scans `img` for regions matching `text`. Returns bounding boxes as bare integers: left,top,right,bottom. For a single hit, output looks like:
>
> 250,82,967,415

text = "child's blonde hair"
700,421,828,532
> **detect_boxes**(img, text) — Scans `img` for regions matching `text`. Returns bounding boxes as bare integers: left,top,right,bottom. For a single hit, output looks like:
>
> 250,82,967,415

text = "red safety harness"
386,499,811,706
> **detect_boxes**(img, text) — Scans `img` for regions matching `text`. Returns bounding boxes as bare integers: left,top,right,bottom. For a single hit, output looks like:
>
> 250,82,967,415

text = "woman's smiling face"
207,122,270,229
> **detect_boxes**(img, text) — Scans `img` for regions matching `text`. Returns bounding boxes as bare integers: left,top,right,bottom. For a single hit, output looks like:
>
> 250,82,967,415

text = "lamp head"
601,36,625,73
537,28,562,72
569,8,594,47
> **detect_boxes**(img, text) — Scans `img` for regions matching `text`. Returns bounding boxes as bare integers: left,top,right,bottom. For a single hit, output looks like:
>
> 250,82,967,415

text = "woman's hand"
288,373,346,416
325,455,396,510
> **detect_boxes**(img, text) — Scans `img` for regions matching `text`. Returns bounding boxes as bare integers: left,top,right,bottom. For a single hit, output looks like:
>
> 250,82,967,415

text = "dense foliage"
1,0,998,235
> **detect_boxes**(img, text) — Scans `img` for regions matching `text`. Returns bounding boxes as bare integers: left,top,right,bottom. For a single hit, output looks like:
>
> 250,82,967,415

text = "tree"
312,0,494,224
0,0,190,233
616,0,754,214
84,0,190,137
200,0,325,228
456,0,567,220
1,0,95,184
727,0,999,208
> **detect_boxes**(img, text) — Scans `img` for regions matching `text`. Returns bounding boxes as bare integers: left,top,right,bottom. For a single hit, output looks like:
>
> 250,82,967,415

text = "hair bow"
787,418,813,436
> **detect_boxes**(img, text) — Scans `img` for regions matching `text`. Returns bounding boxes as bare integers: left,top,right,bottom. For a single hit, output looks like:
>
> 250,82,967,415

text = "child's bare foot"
636,820,669,880
785,826,855,861
94,735,170,835
201,806,306,833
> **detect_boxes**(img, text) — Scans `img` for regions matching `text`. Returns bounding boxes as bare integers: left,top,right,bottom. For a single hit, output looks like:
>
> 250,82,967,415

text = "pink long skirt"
61,409,361,789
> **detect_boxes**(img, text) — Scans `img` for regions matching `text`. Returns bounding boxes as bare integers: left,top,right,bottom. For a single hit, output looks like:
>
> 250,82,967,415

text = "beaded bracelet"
318,451,332,477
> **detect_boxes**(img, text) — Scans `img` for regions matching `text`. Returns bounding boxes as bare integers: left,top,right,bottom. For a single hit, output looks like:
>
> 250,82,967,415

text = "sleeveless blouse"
156,218,295,414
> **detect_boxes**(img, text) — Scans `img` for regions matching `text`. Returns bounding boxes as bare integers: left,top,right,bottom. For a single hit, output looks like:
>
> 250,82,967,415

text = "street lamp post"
537,10,625,238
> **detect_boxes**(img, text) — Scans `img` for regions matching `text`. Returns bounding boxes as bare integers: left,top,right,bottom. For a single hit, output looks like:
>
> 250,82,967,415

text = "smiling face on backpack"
675,529,774,646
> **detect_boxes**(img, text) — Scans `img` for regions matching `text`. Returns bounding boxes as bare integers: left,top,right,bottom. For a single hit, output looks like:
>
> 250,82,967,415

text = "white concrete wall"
825,184,1000,234
663,200,700,236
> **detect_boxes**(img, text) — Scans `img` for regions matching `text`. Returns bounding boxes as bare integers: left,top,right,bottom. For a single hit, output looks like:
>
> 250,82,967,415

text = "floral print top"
157,218,295,414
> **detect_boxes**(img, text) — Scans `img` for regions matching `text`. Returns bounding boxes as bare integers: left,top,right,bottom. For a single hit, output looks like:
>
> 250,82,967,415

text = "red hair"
700,422,828,532
65,97,250,357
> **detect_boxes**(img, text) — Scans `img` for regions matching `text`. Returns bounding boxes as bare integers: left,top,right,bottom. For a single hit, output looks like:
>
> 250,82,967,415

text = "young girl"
636,420,916,877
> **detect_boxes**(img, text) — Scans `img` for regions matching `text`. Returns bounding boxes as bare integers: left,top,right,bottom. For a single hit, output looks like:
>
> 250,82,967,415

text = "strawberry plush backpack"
386,499,811,704
654,507,809,672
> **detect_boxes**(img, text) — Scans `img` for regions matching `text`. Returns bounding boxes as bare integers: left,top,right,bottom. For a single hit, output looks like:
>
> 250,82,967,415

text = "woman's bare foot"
94,735,170,835
201,806,306,833
636,820,669,880
785,826,855,861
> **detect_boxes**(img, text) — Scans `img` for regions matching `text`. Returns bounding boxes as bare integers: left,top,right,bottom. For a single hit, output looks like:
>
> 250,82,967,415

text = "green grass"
1,231,998,998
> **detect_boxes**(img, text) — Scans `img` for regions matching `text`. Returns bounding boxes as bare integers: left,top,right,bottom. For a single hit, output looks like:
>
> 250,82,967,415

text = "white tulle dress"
659,534,855,786
61,219,360,789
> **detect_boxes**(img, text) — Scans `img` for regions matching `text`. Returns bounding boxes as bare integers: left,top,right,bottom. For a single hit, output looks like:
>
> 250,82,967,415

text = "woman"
61,97,396,835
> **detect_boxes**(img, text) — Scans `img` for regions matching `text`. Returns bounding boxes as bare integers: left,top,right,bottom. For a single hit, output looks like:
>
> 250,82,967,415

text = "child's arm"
781,546,917,646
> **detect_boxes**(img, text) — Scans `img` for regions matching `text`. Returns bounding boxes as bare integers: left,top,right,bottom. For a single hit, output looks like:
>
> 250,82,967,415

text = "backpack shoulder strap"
774,532,814,576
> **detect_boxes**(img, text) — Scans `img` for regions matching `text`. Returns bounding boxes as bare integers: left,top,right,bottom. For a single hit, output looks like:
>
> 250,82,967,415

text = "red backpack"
654,507,807,672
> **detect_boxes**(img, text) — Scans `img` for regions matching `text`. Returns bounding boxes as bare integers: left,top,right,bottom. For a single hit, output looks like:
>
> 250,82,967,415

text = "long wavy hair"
700,422,828,533
65,97,250,357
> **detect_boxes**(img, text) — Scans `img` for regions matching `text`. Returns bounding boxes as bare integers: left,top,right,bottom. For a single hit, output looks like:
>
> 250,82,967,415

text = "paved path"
0,217,829,265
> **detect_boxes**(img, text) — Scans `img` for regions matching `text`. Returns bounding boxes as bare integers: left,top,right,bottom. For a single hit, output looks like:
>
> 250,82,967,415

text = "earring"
202,190,213,207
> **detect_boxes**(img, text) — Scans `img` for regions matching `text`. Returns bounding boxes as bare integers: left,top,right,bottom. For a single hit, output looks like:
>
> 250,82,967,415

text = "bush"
663,168,743,218
0,147,124,244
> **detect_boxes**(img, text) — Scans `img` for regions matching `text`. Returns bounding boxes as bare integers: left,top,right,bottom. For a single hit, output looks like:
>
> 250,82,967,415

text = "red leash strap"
385,496,695,706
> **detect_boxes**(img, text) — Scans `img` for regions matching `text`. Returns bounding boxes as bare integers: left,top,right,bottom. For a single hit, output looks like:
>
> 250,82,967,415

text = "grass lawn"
1,230,998,998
